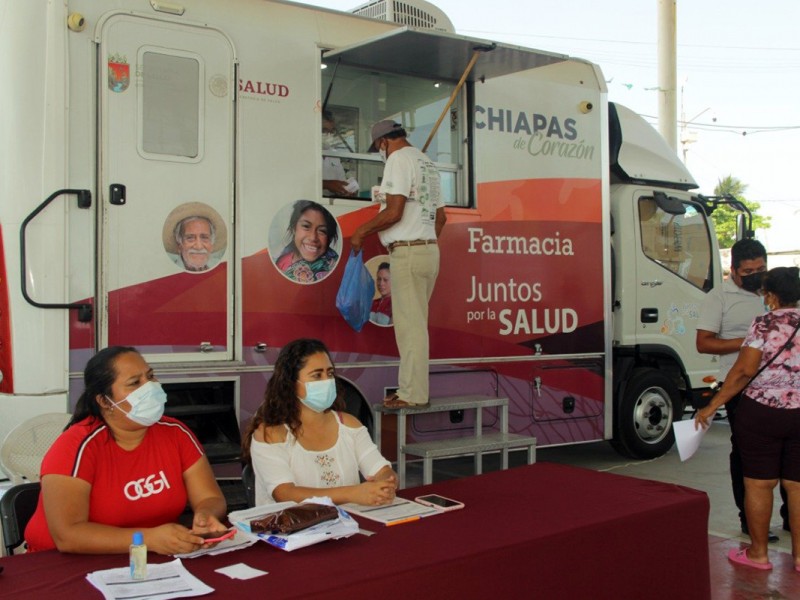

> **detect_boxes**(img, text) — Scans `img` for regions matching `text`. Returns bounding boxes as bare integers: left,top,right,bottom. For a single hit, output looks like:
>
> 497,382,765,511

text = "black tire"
338,378,374,439
612,367,679,459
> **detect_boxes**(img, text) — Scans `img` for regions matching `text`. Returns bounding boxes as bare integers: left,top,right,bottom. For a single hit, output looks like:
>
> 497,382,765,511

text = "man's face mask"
739,271,766,293
108,381,167,426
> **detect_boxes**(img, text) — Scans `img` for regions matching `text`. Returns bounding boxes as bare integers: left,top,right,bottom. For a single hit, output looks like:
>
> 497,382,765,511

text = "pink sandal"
727,547,772,571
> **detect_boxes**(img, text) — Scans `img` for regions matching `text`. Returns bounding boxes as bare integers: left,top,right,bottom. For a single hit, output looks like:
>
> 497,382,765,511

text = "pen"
386,515,421,527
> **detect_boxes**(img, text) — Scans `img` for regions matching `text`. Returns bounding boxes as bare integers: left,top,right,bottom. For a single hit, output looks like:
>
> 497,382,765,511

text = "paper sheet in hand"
86,558,213,600
228,496,358,552
673,418,710,461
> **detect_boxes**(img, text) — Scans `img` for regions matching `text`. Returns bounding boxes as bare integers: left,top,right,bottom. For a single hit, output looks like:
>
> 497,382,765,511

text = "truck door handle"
641,308,659,323
20,189,93,322
109,183,126,205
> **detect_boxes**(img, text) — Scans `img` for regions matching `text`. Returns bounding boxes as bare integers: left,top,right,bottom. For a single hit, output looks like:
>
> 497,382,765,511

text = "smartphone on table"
414,494,465,512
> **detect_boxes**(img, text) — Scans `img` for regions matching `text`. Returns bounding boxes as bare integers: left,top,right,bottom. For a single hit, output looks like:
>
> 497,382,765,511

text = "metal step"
374,394,508,416
403,433,537,459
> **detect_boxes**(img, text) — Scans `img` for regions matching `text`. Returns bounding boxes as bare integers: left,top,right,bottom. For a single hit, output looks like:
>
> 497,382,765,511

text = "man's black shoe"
783,522,791,533
741,522,780,543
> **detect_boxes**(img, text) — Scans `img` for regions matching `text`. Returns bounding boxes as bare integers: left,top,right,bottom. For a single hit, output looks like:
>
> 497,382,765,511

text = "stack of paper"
228,497,358,552
341,497,439,525
86,558,213,600
174,530,258,559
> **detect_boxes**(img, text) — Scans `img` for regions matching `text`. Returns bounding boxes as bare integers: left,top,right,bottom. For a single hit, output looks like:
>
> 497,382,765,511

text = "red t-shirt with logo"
24,416,204,552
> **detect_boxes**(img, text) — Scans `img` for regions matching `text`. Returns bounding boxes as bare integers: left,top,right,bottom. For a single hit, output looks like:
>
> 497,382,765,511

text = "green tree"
710,175,771,249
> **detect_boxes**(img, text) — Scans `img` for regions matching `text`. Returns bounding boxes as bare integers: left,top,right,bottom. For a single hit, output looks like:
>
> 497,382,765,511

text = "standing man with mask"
696,238,787,540
351,120,446,408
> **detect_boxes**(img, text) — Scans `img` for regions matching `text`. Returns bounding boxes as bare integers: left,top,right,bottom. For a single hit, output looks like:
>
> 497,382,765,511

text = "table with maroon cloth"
0,463,710,600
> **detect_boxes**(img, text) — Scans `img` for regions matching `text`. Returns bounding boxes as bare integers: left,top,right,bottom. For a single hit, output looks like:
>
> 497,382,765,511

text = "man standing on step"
696,238,788,541
350,120,446,408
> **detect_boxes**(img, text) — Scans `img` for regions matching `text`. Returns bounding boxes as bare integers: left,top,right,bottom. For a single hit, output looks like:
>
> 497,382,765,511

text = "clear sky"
303,0,799,252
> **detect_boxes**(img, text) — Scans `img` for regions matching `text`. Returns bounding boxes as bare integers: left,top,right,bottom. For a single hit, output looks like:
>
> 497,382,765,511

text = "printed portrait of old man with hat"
162,202,227,272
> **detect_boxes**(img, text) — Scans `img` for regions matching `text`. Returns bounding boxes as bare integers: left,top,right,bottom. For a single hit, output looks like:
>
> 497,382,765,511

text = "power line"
638,114,800,136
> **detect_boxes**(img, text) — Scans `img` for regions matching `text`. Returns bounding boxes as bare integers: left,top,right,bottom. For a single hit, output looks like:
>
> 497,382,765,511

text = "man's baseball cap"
368,120,402,152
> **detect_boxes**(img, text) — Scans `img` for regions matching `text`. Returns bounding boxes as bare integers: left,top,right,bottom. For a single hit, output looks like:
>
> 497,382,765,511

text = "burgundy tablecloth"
0,462,710,600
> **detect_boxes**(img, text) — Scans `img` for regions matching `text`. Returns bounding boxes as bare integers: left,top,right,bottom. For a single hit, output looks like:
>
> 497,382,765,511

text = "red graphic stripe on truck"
477,179,602,222
0,225,13,392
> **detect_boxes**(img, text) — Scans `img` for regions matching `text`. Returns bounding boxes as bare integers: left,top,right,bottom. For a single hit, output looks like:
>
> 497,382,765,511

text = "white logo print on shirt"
124,470,171,501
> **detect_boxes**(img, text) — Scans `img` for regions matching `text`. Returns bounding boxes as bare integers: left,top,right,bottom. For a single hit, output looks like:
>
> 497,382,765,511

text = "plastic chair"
0,481,40,555
0,413,71,485
241,463,256,508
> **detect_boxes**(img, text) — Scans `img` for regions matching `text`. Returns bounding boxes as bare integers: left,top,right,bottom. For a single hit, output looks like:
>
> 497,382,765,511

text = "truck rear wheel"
613,367,678,459
338,378,374,439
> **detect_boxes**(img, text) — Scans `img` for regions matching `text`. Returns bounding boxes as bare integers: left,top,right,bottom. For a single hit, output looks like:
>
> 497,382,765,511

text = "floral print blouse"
743,308,800,409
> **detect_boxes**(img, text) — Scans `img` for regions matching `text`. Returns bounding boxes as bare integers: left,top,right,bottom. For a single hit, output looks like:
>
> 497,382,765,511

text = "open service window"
322,28,566,207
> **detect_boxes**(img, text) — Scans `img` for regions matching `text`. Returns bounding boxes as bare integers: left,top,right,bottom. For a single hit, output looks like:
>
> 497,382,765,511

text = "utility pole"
657,0,677,153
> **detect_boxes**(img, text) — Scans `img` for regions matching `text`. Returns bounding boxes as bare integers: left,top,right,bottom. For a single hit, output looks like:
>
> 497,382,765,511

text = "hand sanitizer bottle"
130,531,147,580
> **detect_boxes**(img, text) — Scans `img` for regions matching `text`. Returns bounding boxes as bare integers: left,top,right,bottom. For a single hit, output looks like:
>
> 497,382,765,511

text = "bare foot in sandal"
383,395,429,409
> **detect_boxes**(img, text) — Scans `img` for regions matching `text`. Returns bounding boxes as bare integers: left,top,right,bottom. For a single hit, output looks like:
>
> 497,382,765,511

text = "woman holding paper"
695,267,800,572
242,338,397,506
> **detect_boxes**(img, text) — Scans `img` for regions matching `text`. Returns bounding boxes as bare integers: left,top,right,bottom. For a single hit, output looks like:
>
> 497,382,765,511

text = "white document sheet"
214,562,268,580
673,418,710,462
86,558,213,600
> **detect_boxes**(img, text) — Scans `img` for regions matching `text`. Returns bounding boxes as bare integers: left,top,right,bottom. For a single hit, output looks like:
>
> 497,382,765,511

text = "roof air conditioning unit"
350,0,455,33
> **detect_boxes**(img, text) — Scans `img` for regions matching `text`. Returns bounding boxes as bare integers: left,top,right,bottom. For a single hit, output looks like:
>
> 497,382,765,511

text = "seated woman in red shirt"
24,346,228,554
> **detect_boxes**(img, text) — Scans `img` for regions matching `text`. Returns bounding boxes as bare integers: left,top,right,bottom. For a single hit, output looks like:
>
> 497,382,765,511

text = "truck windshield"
638,197,714,291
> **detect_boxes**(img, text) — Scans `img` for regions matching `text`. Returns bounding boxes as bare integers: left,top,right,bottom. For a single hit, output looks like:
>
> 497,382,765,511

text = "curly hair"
241,338,344,463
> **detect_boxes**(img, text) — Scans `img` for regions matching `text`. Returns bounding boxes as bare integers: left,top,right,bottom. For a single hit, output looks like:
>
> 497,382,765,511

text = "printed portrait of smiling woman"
274,200,341,283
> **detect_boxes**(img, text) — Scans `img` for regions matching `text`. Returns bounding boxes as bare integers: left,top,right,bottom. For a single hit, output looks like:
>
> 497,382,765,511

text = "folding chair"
0,413,71,484
0,481,40,555
241,463,256,508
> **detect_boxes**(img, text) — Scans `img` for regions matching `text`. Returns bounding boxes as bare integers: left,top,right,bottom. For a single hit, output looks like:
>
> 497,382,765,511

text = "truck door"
98,15,235,362
634,191,715,384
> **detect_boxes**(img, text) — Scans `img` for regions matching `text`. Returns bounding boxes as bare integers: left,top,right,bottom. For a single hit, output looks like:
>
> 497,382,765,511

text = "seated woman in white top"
242,338,397,506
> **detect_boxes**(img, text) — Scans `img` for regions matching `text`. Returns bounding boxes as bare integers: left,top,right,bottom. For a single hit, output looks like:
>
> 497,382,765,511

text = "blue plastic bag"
336,250,375,332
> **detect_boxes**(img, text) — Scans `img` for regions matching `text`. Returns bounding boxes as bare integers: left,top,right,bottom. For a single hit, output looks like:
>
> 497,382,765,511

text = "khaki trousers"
390,244,439,404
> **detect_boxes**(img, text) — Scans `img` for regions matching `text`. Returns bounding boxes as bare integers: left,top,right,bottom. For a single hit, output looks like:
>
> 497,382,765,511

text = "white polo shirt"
696,278,765,380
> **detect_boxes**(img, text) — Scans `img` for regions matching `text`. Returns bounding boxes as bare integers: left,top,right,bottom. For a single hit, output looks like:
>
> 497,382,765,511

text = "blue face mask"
299,379,337,413
108,381,167,426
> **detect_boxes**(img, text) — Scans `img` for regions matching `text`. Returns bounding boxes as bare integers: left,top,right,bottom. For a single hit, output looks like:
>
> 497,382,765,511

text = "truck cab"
609,102,719,457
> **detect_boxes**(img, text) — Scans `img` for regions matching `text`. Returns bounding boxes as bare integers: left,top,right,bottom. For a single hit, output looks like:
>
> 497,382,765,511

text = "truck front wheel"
613,368,679,459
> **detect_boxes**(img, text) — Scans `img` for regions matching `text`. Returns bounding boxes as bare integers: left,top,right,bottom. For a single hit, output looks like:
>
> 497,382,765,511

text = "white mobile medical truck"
0,0,727,467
